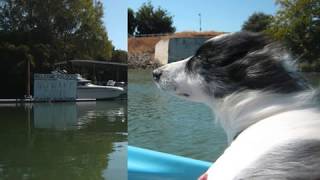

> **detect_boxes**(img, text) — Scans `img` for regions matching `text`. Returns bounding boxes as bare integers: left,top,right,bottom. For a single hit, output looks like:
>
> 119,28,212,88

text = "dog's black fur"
185,32,308,98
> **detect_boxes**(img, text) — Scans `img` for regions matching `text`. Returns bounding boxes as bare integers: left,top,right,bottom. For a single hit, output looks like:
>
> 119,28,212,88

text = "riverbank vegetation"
242,0,320,72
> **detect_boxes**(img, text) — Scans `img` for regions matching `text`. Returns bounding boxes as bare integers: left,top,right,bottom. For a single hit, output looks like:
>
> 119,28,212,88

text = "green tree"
242,12,273,32
267,0,320,65
111,49,128,63
0,0,113,63
128,8,136,35
71,0,113,61
135,2,175,35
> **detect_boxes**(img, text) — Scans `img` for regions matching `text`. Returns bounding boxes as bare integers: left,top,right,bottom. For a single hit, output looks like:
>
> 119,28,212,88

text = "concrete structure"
154,37,210,64
154,39,169,65
33,73,77,101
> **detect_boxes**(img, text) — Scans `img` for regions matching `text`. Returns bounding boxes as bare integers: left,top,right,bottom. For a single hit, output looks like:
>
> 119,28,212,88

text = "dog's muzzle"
152,69,162,82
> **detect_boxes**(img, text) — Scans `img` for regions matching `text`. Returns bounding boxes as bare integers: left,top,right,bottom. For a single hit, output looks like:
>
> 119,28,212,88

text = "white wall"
34,74,77,101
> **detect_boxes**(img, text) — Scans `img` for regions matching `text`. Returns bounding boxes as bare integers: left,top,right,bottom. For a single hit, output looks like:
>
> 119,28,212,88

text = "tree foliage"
0,0,113,97
128,8,136,36
267,0,320,65
0,0,113,64
111,49,127,63
129,2,176,35
242,12,273,32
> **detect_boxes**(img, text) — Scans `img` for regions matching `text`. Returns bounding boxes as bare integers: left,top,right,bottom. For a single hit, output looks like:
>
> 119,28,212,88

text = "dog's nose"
152,69,162,81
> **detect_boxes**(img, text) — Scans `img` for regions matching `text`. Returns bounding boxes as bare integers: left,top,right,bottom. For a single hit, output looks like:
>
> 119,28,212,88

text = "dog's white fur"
154,33,320,179
206,90,320,179
154,58,210,103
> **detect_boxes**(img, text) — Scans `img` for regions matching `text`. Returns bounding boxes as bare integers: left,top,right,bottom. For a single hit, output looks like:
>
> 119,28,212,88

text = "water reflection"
0,101,127,180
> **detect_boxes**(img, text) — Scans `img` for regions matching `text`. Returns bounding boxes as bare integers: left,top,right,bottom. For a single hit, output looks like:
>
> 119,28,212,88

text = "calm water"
128,69,227,162
0,101,127,180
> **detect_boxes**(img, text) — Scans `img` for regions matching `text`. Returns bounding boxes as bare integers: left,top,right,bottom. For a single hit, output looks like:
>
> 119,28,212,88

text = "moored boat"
76,74,125,100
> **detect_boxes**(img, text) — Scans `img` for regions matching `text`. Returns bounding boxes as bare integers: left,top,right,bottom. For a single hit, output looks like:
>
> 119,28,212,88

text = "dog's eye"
195,55,210,62
193,55,202,60
199,55,210,63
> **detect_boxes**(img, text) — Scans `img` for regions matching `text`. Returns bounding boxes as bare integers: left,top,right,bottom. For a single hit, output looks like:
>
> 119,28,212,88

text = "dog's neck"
209,90,316,143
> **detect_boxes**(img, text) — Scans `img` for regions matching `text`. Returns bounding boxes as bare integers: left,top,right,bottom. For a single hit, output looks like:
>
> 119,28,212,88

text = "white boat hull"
77,86,125,100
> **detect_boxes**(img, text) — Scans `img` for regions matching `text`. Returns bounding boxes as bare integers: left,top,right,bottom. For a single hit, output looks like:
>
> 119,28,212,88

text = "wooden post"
26,58,31,97
26,0,32,98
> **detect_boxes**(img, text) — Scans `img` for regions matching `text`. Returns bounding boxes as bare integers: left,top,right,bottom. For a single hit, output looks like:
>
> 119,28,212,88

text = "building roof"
55,60,127,67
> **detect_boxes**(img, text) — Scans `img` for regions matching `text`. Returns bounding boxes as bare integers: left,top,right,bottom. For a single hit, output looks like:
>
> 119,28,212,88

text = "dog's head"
153,31,306,104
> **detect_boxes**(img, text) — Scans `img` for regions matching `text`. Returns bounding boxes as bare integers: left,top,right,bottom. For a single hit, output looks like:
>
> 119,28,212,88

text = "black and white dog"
153,31,320,180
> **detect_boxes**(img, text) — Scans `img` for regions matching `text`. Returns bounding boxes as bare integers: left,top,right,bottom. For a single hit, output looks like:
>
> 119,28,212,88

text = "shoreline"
128,52,161,69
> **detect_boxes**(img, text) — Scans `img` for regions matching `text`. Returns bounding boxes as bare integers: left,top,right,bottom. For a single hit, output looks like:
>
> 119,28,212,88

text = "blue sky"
102,1,278,51
129,0,278,32
102,0,127,51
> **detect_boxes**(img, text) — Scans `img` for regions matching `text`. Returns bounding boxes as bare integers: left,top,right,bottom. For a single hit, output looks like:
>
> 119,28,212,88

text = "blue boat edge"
128,145,212,180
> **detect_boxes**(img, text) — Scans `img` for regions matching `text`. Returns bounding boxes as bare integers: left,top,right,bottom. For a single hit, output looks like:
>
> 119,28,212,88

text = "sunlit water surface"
129,69,227,161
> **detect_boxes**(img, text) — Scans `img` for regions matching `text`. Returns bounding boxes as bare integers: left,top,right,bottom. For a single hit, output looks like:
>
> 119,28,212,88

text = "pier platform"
0,98,98,103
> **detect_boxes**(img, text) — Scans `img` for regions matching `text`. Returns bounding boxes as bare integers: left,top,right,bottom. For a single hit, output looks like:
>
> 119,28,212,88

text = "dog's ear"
195,32,270,67
226,52,306,93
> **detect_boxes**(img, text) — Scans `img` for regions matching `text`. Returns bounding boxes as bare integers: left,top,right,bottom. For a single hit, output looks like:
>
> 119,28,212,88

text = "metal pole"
116,66,119,81
199,13,202,32
93,64,97,84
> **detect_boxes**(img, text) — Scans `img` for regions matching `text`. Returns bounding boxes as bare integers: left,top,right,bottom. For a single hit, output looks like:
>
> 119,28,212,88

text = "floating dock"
0,98,103,103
